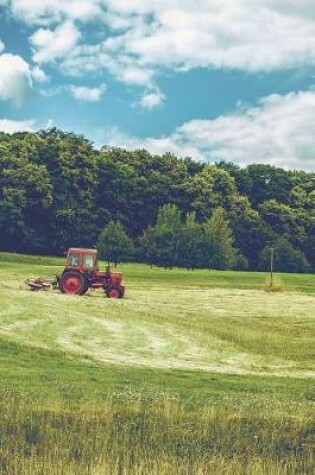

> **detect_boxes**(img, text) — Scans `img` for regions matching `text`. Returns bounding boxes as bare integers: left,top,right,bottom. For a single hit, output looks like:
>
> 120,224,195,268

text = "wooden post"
270,247,275,288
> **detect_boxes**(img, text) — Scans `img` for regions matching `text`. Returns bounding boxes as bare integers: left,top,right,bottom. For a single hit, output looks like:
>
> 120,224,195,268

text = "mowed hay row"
0,282,314,378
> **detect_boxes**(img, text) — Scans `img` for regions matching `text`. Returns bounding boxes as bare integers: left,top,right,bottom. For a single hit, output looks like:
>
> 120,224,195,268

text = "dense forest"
0,128,314,272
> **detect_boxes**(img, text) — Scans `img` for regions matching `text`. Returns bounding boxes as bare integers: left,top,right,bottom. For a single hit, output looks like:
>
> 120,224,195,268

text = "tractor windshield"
83,254,94,269
68,253,80,267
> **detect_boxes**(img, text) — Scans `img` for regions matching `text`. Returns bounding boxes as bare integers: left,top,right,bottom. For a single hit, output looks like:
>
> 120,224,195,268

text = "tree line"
0,128,314,273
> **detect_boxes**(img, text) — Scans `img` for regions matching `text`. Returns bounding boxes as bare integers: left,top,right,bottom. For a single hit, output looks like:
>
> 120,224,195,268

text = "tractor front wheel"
105,285,124,299
59,271,88,295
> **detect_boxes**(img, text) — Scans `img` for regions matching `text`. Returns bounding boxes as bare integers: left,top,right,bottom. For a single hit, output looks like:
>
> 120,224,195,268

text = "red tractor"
57,248,125,298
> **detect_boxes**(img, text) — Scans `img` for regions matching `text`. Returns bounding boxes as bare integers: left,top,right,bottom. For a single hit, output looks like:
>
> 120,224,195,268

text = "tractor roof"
67,248,98,254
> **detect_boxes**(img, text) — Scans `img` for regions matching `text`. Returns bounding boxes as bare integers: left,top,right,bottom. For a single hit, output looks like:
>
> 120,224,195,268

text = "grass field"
0,252,314,474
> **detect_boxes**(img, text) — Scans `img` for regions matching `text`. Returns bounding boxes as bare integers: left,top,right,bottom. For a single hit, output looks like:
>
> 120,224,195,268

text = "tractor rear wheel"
105,285,124,299
59,271,89,295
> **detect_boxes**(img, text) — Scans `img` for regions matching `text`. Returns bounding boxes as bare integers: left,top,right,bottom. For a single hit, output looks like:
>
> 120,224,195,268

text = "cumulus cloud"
102,90,315,171
104,0,315,73
0,53,34,105
0,119,35,133
5,1,313,88
0,39,4,53
31,65,49,82
10,0,102,25
69,83,107,101
30,21,81,63
137,90,165,110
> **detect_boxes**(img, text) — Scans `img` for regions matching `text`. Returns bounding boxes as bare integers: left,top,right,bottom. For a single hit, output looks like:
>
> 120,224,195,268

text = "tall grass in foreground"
1,393,314,475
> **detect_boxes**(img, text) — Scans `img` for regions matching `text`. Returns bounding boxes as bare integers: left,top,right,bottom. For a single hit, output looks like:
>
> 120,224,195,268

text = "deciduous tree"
97,220,134,266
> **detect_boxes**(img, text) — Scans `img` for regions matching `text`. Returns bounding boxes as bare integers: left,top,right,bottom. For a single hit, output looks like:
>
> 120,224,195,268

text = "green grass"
0,252,314,474
1,251,314,293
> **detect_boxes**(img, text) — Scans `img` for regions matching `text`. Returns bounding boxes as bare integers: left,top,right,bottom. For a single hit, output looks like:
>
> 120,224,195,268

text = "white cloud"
31,65,49,82
30,21,81,63
5,1,314,88
102,1,315,74
0,53,34,105
114,1,314,73
137,90,165,110
102,90,315,172
115,66,154,86
69,83,107,101
10,0,102,25
102,126,202,160
0,119,35,133
0,40,4,53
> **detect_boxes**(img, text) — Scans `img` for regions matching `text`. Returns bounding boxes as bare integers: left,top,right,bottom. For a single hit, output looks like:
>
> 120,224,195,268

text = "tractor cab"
57,248,125,298
66,248,97,272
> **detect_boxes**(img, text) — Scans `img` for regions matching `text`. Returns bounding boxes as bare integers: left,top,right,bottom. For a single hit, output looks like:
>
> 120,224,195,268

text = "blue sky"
0,0,314,171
